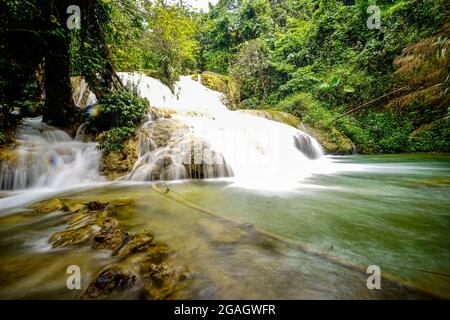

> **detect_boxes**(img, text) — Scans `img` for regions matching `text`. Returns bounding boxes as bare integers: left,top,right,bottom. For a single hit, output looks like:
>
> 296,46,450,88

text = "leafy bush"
96,90,148,129
97,127,135,152
85,90,149,153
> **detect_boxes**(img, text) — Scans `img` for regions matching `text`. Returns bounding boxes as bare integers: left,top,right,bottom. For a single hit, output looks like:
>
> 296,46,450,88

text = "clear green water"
0,154,449,299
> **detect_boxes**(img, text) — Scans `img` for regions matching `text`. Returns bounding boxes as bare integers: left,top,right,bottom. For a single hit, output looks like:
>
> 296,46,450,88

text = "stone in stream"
42,197,191,299
32,198,66,214
115,231,154,256
139,261,190,300
92,217,129,251
83,267,138,299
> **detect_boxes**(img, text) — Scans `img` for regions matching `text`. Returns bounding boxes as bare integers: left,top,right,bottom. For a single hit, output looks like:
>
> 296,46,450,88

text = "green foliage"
276,92,334,127
86,90,149,152
97,90,149,128
140,0,200,89
231,39,272,103
97,127,135,152
199,0,447,153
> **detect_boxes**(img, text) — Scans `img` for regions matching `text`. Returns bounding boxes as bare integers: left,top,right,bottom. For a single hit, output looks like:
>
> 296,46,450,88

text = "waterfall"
0,72,328,192
0,116,103,190
119,72,327,189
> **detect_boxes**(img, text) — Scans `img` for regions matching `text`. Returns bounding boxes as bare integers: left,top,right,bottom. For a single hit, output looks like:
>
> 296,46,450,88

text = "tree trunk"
42,0,76,127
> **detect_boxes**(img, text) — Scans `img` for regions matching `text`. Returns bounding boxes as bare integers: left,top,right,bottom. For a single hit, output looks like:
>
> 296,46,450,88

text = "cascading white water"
0,116,103,191
0,72,335,194
119,72,334,190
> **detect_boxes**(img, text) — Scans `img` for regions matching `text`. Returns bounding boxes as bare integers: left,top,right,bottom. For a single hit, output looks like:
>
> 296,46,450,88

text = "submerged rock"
197,218,245,245
83,267,137,299
140,262,189,300
92,217,128,251
237,109,354,154
49,226,98,248
32,198,66,214
86,200,108,211
115,232,154,256
34,196,191,300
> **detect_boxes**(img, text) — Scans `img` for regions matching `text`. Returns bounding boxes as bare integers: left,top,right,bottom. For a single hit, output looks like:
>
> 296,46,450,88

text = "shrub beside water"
85,90,149,152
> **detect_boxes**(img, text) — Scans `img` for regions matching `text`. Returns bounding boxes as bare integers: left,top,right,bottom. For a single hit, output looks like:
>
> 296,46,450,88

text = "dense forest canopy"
0,0,449,153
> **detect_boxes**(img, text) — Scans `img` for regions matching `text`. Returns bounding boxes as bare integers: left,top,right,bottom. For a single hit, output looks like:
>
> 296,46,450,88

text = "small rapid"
0,116,103,191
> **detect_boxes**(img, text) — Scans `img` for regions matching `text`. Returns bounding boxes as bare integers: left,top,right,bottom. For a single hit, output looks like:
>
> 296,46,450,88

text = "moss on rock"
301,124,354,155
32,198,66,214
237,109,301,128
192,72,240,109
100,138,138,180
83,266,137,299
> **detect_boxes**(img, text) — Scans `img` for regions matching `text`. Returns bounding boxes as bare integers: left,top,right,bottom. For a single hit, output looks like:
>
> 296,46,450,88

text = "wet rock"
140,262,189,300
237,109,301,128
32,198,66,214
83,267,137,299
49,203,120,249
86,200,108,211
92,218,128,251
0,147,18,163
44,198,191,300
192,72,239,109
49,225,98,248
177,137,233,179
100,138,138,180
63,199,85,213
197,218,245,245
115,231,154,256
143,244,170,264
301,124,354,155
140,119,189,150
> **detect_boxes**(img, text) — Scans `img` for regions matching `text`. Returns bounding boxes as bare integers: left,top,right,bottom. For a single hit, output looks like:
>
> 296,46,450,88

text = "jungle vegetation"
1,0,449,153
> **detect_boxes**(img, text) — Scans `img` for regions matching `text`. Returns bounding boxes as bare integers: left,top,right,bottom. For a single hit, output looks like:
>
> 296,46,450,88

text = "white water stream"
0,72,349,201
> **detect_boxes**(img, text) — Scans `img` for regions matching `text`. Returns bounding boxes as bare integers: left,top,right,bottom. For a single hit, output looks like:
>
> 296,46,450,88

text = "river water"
0,154,448,299
0,74,448,299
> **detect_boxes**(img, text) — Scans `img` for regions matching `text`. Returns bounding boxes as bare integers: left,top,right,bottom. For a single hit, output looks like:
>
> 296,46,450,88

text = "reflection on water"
0,154,449,299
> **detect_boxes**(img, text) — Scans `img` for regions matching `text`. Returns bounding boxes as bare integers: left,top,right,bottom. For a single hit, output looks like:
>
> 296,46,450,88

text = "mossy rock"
82,266,137,299
0,147,18,163
237,109,302,128
100,138,138,180
302,124,354,155
192,72,240,109
39,196,192,300
93,217,129,251
139,262,189,300
115,232,154,256
197,218,245,245
32,198,66,214
49,226,98,248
